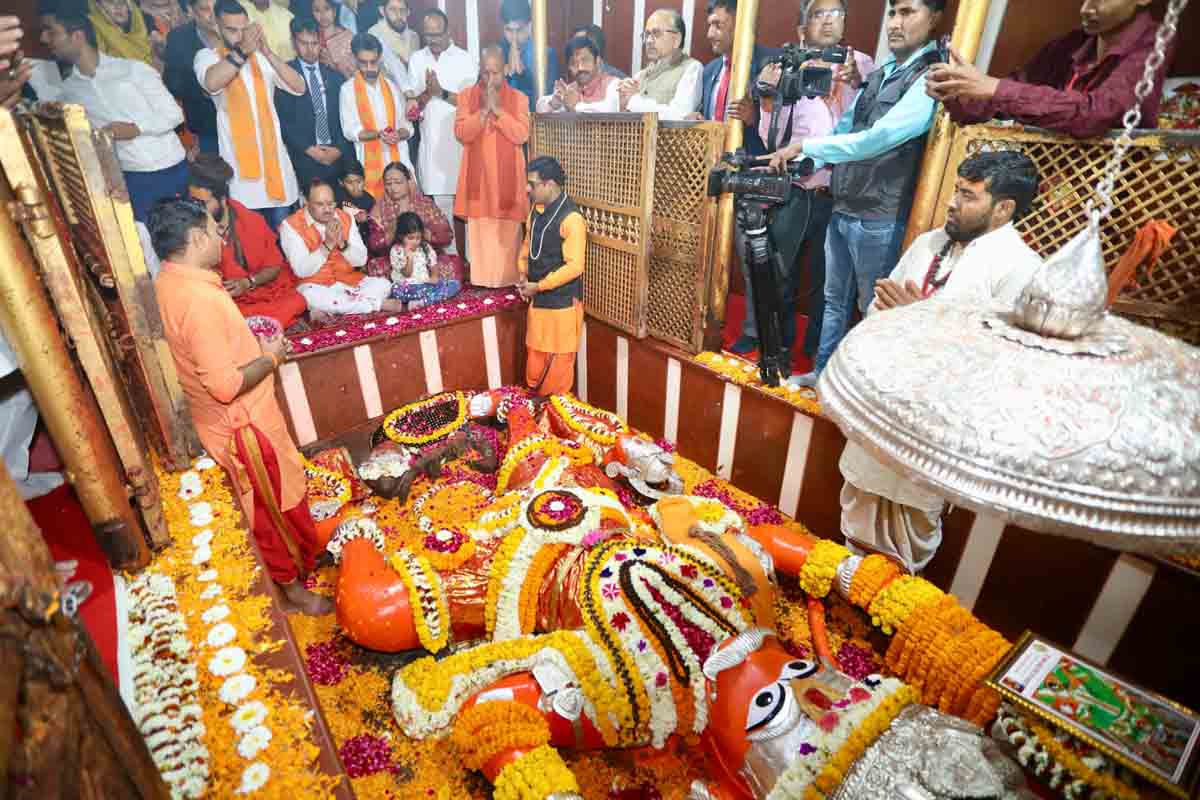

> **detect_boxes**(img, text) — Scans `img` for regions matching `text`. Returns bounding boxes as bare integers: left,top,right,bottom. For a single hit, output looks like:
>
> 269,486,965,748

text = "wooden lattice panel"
647,122,725,352
532,113,657,337
18,103,199,467
932,125,1200,343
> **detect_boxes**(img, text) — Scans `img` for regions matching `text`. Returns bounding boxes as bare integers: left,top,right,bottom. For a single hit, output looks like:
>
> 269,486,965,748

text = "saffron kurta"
218,199,307,329
454,82,530,287
154,262,307,524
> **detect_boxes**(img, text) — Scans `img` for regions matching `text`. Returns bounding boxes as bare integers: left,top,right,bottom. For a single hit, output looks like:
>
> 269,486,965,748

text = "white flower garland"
326,516,387,564
357,446,415,481
765,676,910,800
126,572,211,799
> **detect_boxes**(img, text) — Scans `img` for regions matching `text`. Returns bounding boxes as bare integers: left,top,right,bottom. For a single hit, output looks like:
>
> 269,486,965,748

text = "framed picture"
986,631,1200,798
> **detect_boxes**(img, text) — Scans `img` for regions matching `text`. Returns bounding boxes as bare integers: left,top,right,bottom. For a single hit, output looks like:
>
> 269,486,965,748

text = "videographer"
768,0,944,389
726,0,873,359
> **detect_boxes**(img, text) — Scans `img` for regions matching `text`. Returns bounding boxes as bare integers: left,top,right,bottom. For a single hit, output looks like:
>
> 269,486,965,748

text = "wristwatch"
441,89,450,101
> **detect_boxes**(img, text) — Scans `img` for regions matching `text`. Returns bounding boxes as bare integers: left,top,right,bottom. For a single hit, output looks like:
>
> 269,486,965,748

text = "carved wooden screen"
647,122,725,352
531,113,657,338
14,104,199,470
929,124,1200,344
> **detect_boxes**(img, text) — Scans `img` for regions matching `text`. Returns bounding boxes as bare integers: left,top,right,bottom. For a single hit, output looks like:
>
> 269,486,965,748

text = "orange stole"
222,51,286,201
284,208,365,287
354,73,401,199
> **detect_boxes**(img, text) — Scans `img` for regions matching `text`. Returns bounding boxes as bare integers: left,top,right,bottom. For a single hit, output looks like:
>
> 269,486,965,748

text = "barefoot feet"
278,579,334,616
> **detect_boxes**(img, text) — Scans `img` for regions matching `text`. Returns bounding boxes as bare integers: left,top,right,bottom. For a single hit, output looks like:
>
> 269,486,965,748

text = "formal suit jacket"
275,59,350,187
700,44,778,156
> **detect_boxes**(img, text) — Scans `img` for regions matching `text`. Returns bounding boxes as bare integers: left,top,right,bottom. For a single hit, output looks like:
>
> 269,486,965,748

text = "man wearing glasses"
618,9,702,121
406,8,477,255
498,0,559,112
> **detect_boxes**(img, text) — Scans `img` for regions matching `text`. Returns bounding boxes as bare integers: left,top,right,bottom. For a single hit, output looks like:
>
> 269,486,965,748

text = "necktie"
307,65,331,145
714,59,731,121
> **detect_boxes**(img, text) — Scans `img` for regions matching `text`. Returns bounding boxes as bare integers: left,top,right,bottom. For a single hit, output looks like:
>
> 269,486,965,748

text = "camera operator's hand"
874,278,924,310
837,47,862,90
726,96,756,125
767,142,803,174
757,63,782,88
926,48,998,102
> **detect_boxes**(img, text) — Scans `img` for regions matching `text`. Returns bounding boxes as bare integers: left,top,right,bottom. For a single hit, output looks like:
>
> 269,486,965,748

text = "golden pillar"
903,0,994,248
0,181,149,569
531,0,549,103
707,0,759,346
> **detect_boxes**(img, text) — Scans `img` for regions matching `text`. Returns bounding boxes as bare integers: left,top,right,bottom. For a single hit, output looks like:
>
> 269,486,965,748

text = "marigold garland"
847,554,902,608
798,540,852,599
383,391,469,446
484,531,526,635
495,435,564,494
866,574,944,634
549,394,627,446
450,701,552,771
516,543,568,634
303,458,352,521
695,351,822,416
420,527,477,571
387,549,451,653
492,744,581,800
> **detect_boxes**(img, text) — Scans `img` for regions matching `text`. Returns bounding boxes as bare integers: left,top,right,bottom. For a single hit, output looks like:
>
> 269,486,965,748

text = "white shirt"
338,74,413,170
840,222,1043,511
379,47,411,96
279,209,369,281
406,45,478,195
59,53,186,172
195,49,303,209
26,58,65,102
536,79,620,113
626,57,703,121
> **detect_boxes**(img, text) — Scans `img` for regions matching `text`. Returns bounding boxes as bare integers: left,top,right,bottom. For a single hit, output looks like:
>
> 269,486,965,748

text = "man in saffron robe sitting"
150,198,331,615
280,178,403,325
187,153,308,331
517,156,586,397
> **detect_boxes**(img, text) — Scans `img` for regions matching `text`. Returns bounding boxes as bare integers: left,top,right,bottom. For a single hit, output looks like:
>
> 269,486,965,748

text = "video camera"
706,150,811,206
760,43,848,101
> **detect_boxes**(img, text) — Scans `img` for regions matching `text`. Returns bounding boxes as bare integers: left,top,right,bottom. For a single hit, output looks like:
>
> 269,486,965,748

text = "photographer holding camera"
768,0,944,389
726,0,873,360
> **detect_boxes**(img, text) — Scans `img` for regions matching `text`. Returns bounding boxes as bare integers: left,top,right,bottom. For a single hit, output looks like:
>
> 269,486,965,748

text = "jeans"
123,159,190,222
740,188,834,359
812,212,906,373
197,133,220,155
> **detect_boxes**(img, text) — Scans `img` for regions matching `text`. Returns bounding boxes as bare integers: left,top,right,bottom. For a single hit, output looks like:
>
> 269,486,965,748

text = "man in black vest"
768,0,944,389
275,17,349,191
517,156,587,397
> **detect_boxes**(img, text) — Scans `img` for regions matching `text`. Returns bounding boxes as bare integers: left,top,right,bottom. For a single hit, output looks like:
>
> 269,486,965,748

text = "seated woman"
308,0,357,79
187,153,308,330
389,212,462,308
365,162,464,284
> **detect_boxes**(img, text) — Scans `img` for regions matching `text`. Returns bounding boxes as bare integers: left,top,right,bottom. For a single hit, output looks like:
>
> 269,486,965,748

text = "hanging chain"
1094,0,1189,218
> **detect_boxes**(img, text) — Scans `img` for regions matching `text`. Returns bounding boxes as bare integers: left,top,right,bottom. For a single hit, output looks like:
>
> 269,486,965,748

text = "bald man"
618,9,703,121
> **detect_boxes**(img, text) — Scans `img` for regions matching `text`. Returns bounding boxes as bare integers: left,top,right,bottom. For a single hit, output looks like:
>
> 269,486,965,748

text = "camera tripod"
735,196,791,388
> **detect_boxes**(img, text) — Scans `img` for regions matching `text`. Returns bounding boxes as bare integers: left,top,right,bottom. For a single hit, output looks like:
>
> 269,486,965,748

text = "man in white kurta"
618,9,702,121
0,332,63,500
837,151,1043,574
279,182,399,319
339,33,413,196
405,9,477,255
195,1,305,227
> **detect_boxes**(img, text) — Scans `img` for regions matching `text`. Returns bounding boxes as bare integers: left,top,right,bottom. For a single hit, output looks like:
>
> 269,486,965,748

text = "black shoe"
728,335,758,355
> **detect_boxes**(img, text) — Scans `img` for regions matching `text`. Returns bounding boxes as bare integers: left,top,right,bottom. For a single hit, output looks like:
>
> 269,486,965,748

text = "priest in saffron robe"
150,198,330,615
454,45,529,288
517,156,586,396
339,32,413,200
187,153,307,330
195,0,307,229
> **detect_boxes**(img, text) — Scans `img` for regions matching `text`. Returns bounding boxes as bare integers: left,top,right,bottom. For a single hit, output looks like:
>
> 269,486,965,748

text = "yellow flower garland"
517,543,567,635
450,701,552,771
847,554,902,609
549,395,626,446
382,391,469,445
807,684,920,799
798,540,852,599
492,744,581,800
303,458,352,508
387,549,451,653
420,531,477,572
495,436,563,494
695,351,823,417
867,575,944,634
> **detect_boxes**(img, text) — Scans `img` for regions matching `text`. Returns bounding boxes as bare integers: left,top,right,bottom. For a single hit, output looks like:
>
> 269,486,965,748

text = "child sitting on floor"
390,212,462,309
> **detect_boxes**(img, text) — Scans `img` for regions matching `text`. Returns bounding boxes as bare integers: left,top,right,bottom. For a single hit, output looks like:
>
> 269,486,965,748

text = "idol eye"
745,682,786,732
781,659,818,680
